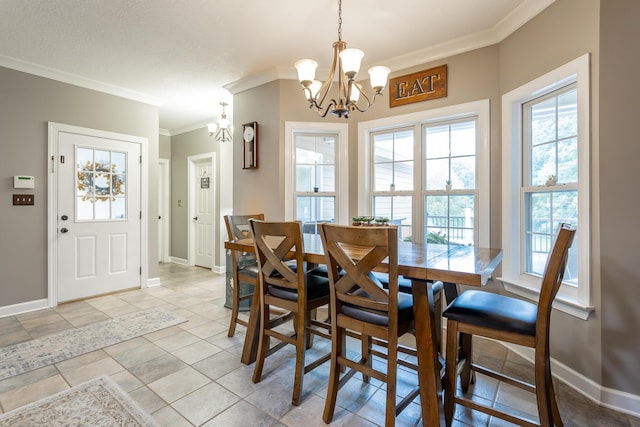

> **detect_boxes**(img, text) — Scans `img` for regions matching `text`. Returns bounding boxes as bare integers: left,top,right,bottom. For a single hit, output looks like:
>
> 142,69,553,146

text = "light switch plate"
13,194,34,205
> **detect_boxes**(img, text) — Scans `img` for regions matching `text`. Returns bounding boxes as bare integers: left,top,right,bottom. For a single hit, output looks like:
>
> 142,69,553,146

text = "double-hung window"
285,122,349,231
501,54,593,319
361,100,490,247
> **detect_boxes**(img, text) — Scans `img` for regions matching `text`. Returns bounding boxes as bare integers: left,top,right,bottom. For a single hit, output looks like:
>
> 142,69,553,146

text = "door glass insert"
76,147,127,220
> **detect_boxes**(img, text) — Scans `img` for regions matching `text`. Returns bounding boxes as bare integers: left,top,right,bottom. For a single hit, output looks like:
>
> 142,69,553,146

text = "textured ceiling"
0,0,554,134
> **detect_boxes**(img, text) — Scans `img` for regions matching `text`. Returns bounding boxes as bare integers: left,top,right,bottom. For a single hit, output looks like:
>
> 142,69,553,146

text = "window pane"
296,196,335,234
451,156,475,189
296,165,313,191
394,161,413,191
94,198,110,220
77,197,94,220
425,194,474,246
531,142,556,186
374,162,394,191
112,174,126,196
77,148,93,171
95,173,110,199
450,121,475,157
425,125,449,159
531,97,556,145
394,130,414,162
425,158,449,190
557,90,577,139
558,138,578,183
373,195,412,241
373,134,393,162
95,150,111,172
318,165,335,191
112,151,126,173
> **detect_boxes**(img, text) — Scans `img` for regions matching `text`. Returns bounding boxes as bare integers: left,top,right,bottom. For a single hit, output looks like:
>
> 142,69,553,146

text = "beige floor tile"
59,357,124,386
172,381,240,426
172,339,222,365
0,374,68,412
148,366,211,403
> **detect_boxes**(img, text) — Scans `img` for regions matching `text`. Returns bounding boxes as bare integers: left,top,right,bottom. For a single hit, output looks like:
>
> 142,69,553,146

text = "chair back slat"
249,220,305,292
319,224,398,318
536,223,576,328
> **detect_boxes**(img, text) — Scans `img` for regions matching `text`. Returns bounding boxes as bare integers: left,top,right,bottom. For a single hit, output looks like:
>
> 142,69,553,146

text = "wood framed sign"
389,64,447,108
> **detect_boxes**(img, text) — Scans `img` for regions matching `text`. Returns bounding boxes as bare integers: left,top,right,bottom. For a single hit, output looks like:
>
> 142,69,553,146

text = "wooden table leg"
411,279,443,426
240,284,261,365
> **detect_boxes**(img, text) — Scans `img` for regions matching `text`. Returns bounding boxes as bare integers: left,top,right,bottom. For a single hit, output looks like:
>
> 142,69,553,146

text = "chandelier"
294,0,390,119
208,102,232,142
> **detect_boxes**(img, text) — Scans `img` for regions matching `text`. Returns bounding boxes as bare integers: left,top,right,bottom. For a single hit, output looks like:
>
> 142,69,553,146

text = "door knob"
60,227,69,233
61,215,69,221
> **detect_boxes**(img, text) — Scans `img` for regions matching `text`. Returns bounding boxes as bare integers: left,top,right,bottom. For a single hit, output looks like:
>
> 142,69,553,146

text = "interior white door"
193,160,213,268
57,131,141,302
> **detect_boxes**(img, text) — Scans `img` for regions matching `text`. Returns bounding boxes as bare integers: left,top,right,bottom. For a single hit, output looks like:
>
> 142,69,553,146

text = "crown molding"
223,0,556,94
0,54,165,107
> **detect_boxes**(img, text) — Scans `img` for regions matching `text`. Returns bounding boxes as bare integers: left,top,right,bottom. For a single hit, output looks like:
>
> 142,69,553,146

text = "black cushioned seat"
342,289,414,326
443,290,537,336
267,274,330,301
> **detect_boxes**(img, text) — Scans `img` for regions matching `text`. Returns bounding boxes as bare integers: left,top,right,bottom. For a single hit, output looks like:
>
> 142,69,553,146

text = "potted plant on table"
445,179,452,191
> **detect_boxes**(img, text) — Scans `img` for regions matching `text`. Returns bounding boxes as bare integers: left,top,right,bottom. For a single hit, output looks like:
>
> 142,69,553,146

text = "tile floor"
0,263,637,426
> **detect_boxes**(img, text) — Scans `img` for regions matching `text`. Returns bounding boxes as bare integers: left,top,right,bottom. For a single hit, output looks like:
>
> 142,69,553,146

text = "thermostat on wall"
14,176,35,189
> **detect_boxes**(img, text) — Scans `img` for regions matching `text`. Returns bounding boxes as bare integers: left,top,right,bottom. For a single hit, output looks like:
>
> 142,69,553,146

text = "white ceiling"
0,0,554,134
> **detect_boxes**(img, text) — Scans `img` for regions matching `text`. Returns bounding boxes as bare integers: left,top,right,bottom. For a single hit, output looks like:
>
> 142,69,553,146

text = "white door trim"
187,152,216,267
158,159,170,263
47,122,149,307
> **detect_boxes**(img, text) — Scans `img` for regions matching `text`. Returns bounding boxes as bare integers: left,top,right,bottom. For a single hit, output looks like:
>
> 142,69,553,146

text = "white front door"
57,131,141,302
193,159,213,268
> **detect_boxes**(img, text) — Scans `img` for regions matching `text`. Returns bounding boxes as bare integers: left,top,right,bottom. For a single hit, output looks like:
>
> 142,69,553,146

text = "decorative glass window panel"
76,147,127,221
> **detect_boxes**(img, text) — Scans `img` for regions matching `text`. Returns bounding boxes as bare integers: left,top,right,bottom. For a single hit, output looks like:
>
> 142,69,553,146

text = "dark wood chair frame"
443,223,576,427
249,219,331,406
224,213,264,337
319,224,421,427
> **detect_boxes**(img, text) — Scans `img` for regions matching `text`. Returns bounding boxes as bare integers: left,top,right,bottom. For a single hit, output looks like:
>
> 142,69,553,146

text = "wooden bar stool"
443,223,576,427
224,213,264,337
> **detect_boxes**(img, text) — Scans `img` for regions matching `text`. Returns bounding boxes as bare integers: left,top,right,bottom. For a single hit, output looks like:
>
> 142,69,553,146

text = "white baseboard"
502,343,640,418
212,264,225,275
146,277,161,287
0,299,49,318
169,256,189,265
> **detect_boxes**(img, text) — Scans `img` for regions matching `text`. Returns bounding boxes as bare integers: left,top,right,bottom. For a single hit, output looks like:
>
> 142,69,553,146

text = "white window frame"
284,121,349,225
500,53,594,319
358,100,490,247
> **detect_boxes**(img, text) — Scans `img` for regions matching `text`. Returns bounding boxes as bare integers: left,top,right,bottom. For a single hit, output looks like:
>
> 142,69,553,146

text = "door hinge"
60,155,65,164
140,211,142,219
139,266,142,275
139,155,142,164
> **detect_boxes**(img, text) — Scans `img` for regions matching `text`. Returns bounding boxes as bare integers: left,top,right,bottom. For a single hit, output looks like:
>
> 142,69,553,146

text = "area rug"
0,308,186,380
0,375,158,426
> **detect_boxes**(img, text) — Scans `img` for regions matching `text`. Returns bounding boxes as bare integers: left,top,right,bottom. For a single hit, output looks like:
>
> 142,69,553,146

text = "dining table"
225,232,502,426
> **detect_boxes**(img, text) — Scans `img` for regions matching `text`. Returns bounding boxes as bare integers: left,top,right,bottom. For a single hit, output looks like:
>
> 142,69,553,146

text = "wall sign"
389,64,447,108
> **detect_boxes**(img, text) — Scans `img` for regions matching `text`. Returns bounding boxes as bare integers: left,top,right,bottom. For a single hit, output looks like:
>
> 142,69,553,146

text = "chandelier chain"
337,0,342,41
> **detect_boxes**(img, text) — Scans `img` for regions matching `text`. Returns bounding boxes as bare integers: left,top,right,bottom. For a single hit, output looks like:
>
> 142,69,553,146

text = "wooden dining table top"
225,232,502,287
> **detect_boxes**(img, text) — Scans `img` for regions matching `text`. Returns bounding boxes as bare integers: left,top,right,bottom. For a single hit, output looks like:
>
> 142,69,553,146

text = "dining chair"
248,219,331,406
224,213,264,337
443,223,576,427
319,224,420,427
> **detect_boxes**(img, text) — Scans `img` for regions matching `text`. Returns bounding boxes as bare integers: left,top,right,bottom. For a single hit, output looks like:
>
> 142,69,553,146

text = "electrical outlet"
13,194,34,205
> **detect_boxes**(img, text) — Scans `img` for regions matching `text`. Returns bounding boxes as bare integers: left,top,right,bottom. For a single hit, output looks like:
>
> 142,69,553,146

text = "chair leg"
323,325,343,424
444,320,459,427
361,334,372,383
459,332,474,392
535,354,563,427
227,277,240,337
291,309,307,406
385,338,398,427
251,301,270,384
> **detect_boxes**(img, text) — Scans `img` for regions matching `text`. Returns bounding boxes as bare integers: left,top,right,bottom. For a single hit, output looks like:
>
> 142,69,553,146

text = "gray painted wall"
0,66,160,307
227,0,640,398
599,0,640,395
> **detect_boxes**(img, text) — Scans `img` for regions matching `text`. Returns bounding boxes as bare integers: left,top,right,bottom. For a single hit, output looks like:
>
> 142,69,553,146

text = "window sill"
497,276,595,320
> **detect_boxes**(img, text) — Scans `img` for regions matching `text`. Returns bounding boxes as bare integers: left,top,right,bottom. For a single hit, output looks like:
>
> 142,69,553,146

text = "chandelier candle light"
208,102,232,142
294,0,390,118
